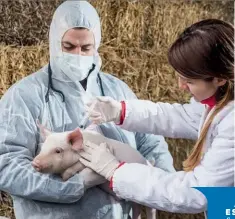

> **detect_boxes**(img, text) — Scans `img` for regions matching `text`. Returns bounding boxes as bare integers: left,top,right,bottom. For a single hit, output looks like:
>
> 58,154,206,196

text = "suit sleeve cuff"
109,162,126,189
116,101,126,125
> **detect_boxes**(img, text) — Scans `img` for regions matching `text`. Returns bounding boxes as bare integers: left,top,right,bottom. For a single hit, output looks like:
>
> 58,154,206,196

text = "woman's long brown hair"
168,19,234,171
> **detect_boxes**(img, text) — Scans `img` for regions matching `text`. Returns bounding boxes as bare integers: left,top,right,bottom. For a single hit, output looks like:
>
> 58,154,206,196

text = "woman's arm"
121,97,204,140
113,111,234,213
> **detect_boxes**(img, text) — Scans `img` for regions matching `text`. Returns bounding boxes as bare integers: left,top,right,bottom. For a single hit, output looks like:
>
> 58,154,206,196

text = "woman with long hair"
79,19,234,214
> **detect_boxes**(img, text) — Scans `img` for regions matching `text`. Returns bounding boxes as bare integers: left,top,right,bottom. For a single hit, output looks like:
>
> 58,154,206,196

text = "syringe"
79,99,97,129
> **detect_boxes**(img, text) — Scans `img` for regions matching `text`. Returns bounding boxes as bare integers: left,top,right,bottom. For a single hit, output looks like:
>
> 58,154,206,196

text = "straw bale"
0,0,63,45
0,0,233,45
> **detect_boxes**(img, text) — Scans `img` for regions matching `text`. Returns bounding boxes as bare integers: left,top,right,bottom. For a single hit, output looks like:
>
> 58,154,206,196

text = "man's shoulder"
1,66,47,102
18,65,48,88
100,72,134,92
99,72,136,99
100,72,127,86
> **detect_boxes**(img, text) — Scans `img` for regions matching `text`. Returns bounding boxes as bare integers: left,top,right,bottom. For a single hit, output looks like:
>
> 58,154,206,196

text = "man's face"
61,28,95,56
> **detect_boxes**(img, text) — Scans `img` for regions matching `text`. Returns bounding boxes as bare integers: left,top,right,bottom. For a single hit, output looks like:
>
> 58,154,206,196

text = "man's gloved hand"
79,141,120,181
86,96,122,124
79,167,107,189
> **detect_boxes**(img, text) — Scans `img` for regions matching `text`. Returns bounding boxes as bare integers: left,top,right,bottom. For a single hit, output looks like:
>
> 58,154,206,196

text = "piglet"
32,122,156,219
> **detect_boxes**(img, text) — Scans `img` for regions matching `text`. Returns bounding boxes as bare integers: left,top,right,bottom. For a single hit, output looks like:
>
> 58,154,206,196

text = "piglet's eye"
55,147,63,154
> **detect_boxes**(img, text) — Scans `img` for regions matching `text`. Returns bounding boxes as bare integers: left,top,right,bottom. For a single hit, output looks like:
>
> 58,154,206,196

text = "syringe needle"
80,99,97,129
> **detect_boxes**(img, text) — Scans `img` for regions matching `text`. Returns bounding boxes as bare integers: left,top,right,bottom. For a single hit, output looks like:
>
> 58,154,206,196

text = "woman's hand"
86,96,122,124
79,141,120,180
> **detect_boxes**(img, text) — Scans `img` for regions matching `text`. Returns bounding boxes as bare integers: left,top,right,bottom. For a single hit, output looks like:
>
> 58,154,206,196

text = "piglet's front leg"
61,161,85,181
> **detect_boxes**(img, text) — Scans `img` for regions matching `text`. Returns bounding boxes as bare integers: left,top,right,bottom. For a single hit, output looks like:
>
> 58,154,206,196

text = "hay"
0,0,233,219
0,0,233,46
0,192,13,219
0,0,64,45
0,44,49,96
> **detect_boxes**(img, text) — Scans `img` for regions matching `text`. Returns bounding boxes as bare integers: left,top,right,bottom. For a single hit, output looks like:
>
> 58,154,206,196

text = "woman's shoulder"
215,101,234,133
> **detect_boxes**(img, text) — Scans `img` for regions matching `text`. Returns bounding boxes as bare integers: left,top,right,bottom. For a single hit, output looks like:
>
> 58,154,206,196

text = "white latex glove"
79,141,120,180
86,96,122,124
79,167,107,189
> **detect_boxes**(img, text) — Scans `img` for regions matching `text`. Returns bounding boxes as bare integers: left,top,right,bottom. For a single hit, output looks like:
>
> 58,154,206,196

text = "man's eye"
64,46,73,50
62,43,75,50
82,48,90,52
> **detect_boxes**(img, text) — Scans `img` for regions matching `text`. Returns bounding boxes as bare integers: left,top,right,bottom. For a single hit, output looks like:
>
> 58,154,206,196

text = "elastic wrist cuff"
117,101,126,125
109,162,126,189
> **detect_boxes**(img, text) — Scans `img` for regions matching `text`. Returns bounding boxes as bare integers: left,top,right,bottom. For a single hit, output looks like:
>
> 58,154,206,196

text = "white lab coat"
112,98,234,214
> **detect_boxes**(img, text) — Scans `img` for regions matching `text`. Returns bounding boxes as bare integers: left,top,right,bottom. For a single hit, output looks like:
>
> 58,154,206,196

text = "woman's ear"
213,78,227,87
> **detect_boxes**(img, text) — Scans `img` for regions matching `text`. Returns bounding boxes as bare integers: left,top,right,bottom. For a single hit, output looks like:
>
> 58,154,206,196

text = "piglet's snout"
32,159,47,172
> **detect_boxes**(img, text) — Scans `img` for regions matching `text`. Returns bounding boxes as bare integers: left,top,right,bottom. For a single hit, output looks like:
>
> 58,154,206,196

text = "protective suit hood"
49,0,101,83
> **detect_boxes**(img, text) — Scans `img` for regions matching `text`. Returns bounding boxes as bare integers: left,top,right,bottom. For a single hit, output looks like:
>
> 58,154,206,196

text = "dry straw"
0,0,233,219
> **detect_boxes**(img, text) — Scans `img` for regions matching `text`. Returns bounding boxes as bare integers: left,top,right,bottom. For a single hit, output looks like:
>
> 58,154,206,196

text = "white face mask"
61,52,94,81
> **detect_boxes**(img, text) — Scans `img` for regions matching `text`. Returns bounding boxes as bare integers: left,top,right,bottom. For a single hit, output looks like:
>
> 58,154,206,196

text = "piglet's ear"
36,119,52,141
67,128,83,151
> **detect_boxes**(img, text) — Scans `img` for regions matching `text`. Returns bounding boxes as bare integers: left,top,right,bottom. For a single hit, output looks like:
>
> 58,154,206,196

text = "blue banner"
195,187,235,219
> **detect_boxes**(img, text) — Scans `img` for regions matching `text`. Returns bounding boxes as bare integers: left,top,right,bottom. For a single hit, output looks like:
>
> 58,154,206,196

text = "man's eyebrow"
62,41,76,46
62,42,94,47
82,44,94,47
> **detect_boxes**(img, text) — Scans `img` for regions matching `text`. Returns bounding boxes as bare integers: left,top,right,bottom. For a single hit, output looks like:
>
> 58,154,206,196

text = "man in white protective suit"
0,1,175,219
